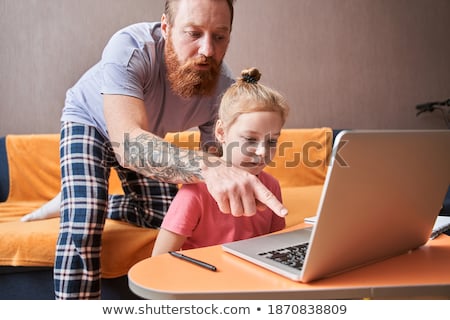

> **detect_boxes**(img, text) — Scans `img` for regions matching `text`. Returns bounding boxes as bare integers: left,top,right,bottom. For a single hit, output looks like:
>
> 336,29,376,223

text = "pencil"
169,251,217,272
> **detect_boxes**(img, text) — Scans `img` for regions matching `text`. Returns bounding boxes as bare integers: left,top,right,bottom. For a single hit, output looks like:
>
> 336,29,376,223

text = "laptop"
222,130,450,282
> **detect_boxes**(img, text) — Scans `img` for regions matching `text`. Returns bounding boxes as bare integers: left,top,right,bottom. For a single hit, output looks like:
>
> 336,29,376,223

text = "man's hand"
201,159,288,217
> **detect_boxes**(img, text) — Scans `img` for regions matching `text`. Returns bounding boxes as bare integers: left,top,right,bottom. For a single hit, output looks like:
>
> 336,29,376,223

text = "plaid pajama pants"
54,122,177,299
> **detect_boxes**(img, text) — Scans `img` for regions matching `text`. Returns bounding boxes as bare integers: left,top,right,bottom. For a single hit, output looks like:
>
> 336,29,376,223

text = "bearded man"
36,0,286,300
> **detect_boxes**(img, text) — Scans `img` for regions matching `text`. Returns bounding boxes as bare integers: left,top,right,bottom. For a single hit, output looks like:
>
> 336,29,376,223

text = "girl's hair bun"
240,67,261,84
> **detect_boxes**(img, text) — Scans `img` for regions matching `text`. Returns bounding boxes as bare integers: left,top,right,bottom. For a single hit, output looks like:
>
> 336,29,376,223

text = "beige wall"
1,0,450,136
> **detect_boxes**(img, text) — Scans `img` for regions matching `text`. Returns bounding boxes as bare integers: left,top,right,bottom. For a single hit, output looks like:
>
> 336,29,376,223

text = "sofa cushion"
282,185,324,227
4,134,61,202
264,127,333,187
3,134,124,202
0,205,158,278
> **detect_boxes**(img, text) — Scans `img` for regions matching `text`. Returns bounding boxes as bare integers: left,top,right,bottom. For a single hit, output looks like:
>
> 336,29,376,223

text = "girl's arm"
151,228,187,257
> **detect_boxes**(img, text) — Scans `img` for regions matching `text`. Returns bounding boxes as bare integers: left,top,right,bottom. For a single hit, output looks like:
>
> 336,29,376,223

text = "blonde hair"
218,67,290,129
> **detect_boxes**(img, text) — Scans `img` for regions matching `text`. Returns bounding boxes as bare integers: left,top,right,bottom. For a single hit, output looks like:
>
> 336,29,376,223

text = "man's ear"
161,14,168,39
215,120,225,143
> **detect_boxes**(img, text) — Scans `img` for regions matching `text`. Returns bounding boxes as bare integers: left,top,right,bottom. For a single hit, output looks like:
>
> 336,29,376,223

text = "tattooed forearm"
122,132,205,184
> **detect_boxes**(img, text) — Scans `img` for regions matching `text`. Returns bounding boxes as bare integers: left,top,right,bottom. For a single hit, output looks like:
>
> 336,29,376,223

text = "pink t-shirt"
161,171,286,250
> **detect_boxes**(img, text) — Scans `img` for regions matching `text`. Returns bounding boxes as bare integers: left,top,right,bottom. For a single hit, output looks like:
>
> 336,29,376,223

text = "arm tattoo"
123,132,205,184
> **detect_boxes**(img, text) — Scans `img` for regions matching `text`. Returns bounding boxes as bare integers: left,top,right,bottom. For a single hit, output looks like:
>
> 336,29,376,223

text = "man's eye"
186,31,201,38
214,34,226,41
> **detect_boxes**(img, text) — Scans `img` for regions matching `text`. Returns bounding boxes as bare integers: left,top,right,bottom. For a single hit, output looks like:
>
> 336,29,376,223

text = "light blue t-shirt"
61,22,234,146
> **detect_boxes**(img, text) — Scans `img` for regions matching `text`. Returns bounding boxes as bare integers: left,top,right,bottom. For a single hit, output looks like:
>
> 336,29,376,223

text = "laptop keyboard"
258,242,309,271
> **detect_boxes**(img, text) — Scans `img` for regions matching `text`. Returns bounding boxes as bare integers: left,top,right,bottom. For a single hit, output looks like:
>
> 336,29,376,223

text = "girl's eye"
244,137,258,143
268,140,278,147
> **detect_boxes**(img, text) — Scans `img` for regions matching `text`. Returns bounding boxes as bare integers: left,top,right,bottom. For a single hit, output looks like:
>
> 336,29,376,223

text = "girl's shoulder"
176,183,210,200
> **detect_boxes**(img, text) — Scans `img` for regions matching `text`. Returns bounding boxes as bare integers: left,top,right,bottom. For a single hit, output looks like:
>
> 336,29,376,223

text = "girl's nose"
254,142,266,157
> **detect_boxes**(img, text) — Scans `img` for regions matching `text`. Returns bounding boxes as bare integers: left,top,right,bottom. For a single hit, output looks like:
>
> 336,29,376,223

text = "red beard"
164,34,221,99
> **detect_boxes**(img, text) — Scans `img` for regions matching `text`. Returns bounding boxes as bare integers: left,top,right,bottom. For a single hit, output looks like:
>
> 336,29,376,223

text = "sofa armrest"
0,137,8,202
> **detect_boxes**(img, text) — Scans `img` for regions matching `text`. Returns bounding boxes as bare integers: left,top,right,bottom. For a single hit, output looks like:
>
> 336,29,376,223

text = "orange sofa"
0,128,332,298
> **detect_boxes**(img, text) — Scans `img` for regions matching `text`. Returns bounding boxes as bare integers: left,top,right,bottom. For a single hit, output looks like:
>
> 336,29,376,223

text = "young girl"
152,67,290,256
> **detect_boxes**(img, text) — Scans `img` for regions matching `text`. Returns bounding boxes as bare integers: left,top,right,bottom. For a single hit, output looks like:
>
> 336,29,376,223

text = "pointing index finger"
254,182,288,217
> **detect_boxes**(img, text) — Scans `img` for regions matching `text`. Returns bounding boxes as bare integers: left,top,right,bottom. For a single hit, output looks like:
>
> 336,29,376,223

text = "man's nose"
198,35,215,57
